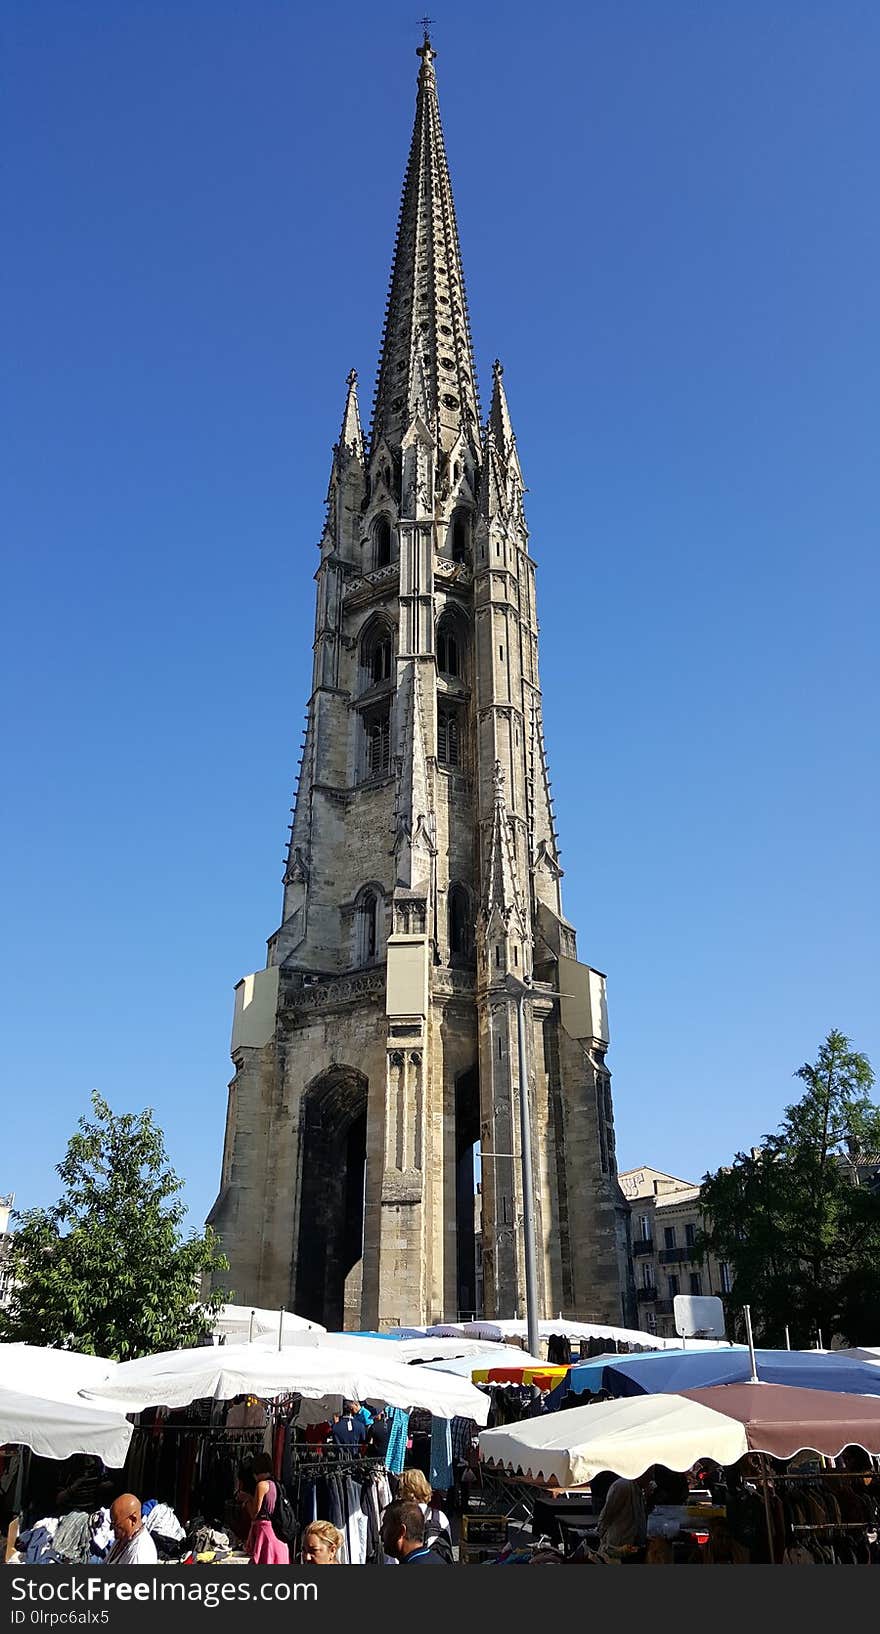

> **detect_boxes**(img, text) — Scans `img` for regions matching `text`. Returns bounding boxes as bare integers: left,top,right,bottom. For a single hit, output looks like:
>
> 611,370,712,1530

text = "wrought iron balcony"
658,1245,700,1265
632,1239,654,1257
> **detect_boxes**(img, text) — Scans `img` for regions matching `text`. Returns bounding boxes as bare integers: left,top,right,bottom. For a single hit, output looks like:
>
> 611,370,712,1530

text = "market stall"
477,1382,880,1563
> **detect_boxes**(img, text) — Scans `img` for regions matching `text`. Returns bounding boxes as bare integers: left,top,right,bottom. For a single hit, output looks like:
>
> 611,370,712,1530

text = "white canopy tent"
451,1320,729,1351
0,1346,132,1467
82,1341,491,1425
0,1387,133,1468
422,1348,546,1378
0,1344,112,1396
282,1332,538,1366
210,1304,325,1343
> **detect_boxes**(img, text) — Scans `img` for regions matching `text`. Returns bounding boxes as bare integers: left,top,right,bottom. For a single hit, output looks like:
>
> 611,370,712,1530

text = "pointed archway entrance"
294,1067,368,1329
455,1065,480,1319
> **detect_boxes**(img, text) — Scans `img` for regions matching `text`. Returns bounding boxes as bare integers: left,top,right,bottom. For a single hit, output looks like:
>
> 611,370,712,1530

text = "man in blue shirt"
331,1403,368,1450
380,1500,449,1564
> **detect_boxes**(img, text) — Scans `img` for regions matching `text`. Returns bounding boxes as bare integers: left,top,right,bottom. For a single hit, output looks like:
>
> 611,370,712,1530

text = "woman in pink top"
239,1454,290,1565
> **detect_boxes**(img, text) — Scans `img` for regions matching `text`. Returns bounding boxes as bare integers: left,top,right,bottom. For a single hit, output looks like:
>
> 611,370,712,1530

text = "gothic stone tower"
209,36,630,1329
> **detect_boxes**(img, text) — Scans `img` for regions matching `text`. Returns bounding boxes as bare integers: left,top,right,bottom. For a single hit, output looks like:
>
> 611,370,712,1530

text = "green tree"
0,1092,230,1359
699,1031,880,1347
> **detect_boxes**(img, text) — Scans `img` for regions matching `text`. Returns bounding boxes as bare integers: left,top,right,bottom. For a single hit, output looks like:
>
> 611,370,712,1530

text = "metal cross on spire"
417,18,436,63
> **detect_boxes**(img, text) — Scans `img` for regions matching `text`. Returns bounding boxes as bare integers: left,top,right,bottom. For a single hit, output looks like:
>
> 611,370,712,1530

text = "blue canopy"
552,1347,880,1404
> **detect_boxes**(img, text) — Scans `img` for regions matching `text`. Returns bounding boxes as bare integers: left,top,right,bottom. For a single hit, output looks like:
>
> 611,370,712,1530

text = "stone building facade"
208,35,629,1330
619,1166,733,1340
0,1194,15,1313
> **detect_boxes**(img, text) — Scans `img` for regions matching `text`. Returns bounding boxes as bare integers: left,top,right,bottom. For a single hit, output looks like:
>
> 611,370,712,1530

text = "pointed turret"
477,422,507,522
484,358,524,500
338,367,364,462
393,661,435,894
371,31,481,461
480,760,529,977
488,359,515,460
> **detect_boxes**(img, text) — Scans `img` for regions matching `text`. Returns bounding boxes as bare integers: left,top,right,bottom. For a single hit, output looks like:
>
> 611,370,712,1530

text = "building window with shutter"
689,1271,703,1296
664,1226,677,1251
363,705,391,778
357,890,380,963
448,882,472,958
685,1222,696,1248
437,707,461,767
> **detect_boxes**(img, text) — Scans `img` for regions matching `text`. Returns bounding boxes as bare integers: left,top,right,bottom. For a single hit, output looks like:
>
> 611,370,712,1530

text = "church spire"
371,31,481,460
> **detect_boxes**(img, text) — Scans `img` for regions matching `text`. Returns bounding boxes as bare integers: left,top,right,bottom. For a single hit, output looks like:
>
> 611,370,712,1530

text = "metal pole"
743,1304,760,1383
515,987,540,1362
784,1325,790,1351
817,1329,824,1352
759,1454,777,1565
248,1309,255,1345
277,1306,285,1352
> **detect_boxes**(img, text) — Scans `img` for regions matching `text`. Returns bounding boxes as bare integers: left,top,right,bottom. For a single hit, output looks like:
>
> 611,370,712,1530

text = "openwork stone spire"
371,31,481,460
338,367,364,461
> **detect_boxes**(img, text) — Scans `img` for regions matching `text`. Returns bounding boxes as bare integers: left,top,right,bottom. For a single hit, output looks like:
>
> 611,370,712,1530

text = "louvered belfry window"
365,708,391,776
437,708,460,767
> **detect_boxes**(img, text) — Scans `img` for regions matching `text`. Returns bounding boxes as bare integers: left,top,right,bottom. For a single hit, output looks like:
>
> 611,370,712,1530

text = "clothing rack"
288,1451,384,1472
770,1471,879,1481
135,1427,266,1437
791,1522,871,1531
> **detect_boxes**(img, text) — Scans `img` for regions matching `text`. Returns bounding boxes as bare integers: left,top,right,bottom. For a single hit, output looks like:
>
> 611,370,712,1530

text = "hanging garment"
429,1417,453,1492
385,1408,410,1475
341,1475,368,1565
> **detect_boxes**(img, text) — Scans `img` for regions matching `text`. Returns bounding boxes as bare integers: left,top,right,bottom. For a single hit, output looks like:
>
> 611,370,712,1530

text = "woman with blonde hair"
301,1521,342,1564
395,1468,451,1541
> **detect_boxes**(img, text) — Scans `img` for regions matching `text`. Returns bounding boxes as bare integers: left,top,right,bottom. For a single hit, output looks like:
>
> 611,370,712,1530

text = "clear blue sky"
3,1,878,1235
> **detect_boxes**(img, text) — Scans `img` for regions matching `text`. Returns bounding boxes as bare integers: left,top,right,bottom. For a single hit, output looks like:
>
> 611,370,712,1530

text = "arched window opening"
452,514,469,563
448,883,471,958
374,516,392,569
437,622,461,678
437,708,461,768
360,621,395,692
371,636,392,685
360,891,379,962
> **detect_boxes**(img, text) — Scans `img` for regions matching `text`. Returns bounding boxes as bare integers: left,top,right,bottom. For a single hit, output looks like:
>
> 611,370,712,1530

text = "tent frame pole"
759,1454,777,1565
